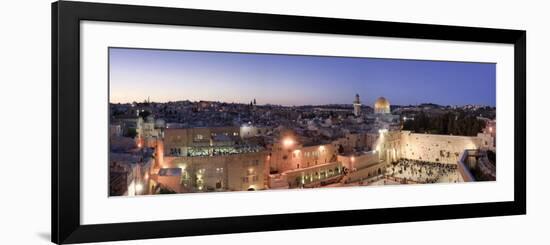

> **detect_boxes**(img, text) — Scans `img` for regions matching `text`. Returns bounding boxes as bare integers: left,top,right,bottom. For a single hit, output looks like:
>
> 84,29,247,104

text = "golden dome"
374,97,390,114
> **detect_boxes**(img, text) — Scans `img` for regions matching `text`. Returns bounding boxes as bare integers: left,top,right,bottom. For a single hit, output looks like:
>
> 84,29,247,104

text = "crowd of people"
386,159,461,184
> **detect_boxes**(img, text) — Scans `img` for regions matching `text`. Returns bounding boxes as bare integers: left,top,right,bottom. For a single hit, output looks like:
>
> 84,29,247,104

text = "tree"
447,114,455,134
337,145,344,154
138,110,151,119
402,112,485,136
124,128,137,138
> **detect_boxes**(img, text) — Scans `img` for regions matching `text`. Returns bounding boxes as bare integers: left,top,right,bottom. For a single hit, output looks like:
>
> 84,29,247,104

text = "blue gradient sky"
109,48,496,107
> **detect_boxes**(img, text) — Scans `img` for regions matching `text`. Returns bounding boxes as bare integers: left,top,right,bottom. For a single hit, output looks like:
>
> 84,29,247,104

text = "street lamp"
282,137,295,148
135,183,143,194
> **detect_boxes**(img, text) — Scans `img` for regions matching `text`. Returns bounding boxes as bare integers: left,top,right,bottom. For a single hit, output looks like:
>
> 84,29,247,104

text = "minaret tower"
353,94,361,117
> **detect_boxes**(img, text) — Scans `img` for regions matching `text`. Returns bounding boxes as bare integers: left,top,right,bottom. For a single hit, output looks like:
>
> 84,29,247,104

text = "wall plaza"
109,95,496,195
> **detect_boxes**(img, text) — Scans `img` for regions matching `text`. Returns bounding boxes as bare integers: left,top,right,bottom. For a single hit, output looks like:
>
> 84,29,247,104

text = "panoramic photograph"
108,47,497,197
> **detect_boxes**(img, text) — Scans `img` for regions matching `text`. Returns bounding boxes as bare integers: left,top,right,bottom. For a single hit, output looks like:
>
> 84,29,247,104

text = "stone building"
159,151,268,192
353,94,362,117
153,127,268,192
338,151,386,182
239,123,271,138
163,126,241,156
269,139,338,173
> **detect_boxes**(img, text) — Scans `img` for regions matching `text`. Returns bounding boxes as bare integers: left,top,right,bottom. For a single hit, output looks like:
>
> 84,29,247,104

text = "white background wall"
1,0,548,244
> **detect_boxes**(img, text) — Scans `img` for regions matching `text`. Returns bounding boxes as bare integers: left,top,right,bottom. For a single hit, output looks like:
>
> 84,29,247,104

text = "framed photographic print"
52,1,526,244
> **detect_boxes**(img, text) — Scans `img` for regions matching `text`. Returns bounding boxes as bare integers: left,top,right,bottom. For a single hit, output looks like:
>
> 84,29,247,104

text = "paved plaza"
385,159,462,184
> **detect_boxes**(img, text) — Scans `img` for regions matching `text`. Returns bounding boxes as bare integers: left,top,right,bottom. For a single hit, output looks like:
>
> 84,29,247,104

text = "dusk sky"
109,48,496,107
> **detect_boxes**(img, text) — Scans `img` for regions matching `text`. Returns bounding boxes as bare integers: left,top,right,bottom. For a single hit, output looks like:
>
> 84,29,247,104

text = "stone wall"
399,131,481,164
337,151,380,170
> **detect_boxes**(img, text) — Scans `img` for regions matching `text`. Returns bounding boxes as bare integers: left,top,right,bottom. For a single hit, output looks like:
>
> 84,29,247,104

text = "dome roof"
374,97,391,113
375,97,390,108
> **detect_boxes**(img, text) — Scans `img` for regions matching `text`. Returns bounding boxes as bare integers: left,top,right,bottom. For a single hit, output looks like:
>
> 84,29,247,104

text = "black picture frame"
52,1,526,244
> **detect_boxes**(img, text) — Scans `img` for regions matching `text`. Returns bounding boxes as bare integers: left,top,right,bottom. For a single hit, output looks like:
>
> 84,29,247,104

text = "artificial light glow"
282,138,295,148
351,156,355,162
135,183,143,193
319,145,325,151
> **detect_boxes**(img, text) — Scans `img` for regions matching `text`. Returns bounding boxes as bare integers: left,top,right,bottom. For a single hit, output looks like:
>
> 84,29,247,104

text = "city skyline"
109,47,496,107
109,47,497,196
